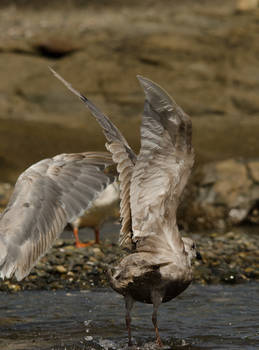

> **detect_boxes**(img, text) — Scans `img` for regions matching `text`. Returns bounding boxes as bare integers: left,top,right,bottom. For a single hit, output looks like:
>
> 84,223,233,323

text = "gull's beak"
196,251,203,261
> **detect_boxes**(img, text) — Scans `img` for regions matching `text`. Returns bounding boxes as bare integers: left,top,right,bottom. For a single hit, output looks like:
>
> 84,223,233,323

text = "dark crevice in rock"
138,56,160,66
33,44,79,59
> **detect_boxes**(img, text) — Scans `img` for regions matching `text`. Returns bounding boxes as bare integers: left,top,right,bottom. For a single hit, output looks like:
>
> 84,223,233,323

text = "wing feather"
130,76,194,250
51,69,137,249
50,70,194,252
0,152,115,280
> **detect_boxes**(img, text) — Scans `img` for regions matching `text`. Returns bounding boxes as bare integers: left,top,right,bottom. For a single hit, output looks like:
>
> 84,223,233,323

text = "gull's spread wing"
50,68,137,249
130,76,194,249
0,152,114,280
51,70,194,252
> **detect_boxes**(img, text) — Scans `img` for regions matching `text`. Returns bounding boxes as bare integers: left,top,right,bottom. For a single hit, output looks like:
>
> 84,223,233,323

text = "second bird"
71,181,120,248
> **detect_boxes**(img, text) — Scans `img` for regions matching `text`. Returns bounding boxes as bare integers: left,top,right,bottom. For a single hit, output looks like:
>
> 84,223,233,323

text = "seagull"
51,68,200,347
71,181,120,248
0,152,115,281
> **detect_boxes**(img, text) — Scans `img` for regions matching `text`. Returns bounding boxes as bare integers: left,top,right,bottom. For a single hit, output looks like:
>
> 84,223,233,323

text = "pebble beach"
1,230,258,293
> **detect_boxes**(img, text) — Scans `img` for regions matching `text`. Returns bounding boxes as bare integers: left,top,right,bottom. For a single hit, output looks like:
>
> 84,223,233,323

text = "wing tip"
136,75,192,124
136,75,176,112
49,66,85,102
49,66,62,83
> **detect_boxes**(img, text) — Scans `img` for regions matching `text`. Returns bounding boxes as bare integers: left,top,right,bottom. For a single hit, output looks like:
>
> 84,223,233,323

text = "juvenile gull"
51,69,199,347
71,181,120,248
0,152,115,281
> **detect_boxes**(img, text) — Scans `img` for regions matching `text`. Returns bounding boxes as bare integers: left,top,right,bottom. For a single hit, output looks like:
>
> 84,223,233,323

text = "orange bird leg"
73,227,95,248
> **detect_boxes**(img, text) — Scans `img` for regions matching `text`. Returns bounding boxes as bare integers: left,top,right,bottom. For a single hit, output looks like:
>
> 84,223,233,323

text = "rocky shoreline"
1,230,258,293
1,1,259,184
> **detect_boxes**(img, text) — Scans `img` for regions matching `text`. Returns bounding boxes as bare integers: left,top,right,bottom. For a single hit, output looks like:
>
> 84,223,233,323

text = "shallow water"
0,283,258,350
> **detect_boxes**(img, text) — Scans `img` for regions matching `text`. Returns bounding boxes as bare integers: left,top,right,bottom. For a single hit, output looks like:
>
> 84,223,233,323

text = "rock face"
0,1,259,183
236,0,258,11
182,158,259,230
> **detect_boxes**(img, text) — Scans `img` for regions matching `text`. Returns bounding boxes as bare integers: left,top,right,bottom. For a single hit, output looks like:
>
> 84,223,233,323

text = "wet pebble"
55,265,67,274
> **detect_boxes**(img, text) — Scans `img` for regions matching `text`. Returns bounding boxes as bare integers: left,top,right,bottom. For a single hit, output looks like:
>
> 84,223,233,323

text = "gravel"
0,230,258,292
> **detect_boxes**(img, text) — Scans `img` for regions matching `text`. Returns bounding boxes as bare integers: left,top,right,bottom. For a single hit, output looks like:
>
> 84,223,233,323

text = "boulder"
182,159,259,230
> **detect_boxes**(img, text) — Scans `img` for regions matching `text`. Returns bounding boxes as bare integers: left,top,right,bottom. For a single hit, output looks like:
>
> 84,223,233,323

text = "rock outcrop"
180,159,259,230
0,1,259,183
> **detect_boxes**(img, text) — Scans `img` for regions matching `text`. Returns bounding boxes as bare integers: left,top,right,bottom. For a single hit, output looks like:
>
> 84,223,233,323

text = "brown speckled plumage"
51,69,198,347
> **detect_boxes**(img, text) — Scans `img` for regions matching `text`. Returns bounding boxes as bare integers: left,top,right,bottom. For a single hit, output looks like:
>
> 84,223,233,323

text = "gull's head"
182,237,202,265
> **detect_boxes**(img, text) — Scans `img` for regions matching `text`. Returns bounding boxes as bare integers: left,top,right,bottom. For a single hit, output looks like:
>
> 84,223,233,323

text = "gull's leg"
151,290,163,347
73,227,84,248
73,227,95,248
94,227,100,244
125,294,135,346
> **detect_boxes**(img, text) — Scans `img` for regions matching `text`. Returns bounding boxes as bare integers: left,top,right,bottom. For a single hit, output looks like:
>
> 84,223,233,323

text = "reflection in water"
0,283,258,350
